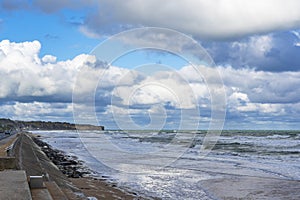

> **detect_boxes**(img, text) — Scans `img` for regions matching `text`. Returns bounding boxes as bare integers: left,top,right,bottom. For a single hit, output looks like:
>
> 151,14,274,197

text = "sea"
32,130,300,199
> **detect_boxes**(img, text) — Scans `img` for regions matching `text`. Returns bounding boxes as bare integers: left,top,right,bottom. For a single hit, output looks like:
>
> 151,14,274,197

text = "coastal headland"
0,118,104,133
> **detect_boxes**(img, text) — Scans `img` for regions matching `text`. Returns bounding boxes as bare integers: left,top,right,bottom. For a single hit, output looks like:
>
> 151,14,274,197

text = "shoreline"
11,132,150,200
3,131,299,199
31,133,152,200
32,136,93,179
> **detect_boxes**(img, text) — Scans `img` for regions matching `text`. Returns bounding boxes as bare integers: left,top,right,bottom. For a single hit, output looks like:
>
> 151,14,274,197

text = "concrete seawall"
0,134,17,170
0,170,32,200
1,132,149,200
11,132,85,199
0,157,16,170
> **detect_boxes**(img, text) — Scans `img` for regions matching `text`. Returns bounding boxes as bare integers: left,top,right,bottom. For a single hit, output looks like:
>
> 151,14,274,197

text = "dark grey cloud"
76,1,300,72
262,32,300,71
80,0,300,41
2,0,300,43
205,31,300,72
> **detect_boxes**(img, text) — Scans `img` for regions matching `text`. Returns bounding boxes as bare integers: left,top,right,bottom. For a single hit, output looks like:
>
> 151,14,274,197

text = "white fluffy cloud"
95,64,300,128
1,40,300,128
0,40,94,100
81,0,300,40
0,101,74,122
220,66,300,104
42,55,57,63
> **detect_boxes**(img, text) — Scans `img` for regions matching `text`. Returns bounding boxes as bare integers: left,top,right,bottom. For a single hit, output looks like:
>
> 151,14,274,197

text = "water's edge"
32,130,300,199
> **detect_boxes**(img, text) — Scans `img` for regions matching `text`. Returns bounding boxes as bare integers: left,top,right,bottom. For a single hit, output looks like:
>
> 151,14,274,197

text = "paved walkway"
0,170,32,200
0,134,17,146
13,133,85,199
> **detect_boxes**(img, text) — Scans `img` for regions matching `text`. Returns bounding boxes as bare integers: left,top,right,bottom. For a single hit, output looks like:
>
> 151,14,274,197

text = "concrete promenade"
0,133,71,200
0,170,32,200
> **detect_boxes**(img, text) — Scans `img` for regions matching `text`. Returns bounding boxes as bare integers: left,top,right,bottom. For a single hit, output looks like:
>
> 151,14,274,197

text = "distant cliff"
0,118,19,133
0,118,104,132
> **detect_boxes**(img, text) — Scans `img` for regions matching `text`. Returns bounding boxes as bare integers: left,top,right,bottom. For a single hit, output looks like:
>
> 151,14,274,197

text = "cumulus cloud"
219,66,300,104
0,101,74,122
1,39,300,128
42,55,57,63
93,64,300,129
0,40,91,102
79,0,300,40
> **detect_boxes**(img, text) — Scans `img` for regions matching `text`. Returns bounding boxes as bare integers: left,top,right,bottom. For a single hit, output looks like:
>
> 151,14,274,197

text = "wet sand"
70,177,140,200
202,175,300,199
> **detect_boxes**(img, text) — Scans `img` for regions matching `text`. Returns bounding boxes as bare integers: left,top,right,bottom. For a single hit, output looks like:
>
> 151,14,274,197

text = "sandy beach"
70,177,141,200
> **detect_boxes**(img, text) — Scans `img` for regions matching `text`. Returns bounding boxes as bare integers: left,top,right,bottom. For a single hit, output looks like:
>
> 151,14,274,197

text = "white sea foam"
32,130,300,199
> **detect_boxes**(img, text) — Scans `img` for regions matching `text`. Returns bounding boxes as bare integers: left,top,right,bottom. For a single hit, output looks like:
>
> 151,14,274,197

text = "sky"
1,0,300,130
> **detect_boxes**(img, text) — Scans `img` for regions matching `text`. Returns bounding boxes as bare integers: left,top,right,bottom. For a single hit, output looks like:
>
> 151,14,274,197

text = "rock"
33,136,92,179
